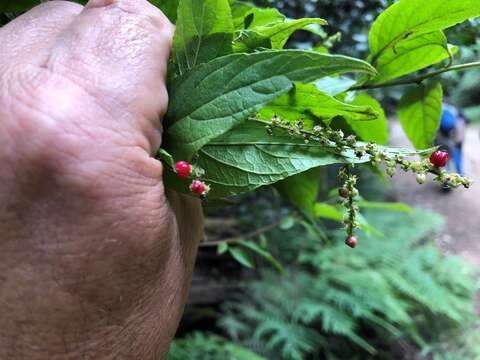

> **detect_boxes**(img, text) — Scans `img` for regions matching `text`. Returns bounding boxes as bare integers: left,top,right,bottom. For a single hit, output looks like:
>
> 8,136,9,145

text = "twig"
352,61,480,91
200,219,283,247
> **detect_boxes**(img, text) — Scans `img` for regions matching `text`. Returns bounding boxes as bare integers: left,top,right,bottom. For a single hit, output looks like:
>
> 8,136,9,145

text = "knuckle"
35,0,84,14
87,0,173,33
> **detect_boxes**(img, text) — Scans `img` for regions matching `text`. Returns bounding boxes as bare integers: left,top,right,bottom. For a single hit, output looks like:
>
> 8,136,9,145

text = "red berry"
339,187,350,198
175,161,191,179
345,236,358,248
190,180,208,196
430,150,449,168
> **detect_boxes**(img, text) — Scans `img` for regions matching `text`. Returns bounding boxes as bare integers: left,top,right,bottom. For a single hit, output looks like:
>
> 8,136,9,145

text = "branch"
352,61,480,91
200,219,283,248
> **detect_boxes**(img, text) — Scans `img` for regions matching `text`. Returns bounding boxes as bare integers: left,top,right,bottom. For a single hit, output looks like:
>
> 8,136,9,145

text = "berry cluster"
175,161,210,198
261,115,471,189
339,166,360,248
363,145,471,189
259,114,472,247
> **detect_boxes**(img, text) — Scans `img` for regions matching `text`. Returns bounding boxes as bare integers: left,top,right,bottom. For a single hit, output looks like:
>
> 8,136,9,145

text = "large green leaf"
276,168,321,213
369,0,480,65
173,0,233,75
161,119,428,198
195,121,368,198
348,93,388,145
315,77,357,96
398,82,443,150
372,31,456,83
164,50,377,160
231,2,255,29
313,203,343,222
259,83,378,128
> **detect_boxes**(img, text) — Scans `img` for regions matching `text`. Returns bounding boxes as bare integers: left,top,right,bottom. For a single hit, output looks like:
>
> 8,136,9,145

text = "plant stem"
352,61,480,91
200,219,283,247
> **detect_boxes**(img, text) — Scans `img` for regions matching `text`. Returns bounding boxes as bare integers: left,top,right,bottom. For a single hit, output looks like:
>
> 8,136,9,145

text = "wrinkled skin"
0,0,203,358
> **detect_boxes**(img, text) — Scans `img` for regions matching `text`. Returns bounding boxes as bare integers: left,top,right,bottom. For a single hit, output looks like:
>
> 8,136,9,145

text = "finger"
46,0,175,149
0,1,83,68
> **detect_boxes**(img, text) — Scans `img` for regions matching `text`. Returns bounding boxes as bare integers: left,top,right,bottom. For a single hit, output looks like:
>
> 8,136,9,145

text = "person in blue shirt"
436,102,468,176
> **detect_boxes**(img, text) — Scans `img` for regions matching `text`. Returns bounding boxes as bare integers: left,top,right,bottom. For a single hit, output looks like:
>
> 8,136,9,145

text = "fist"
0,1,202,359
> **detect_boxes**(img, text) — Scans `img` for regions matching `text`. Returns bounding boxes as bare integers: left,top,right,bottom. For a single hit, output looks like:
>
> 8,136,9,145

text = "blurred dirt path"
390,122,480,266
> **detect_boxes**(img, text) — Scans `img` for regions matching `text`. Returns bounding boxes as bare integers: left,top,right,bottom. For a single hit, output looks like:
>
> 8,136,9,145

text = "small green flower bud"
462,178,472,189
416,173,426,184
346,135,357,147
386,167,396,177
313,125,323,134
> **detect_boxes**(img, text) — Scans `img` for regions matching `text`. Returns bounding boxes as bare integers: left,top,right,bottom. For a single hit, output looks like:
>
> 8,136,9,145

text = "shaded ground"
391,122,480,266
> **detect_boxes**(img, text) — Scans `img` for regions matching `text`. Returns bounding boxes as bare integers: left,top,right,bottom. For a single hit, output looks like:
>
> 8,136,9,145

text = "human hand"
0,1,203,358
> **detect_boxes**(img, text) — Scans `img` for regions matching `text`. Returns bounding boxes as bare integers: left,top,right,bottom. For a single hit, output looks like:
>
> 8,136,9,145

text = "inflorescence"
259,114,472,246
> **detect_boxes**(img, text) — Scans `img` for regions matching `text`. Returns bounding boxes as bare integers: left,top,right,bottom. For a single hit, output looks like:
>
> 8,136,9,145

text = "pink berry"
345,236,358,248
175,161,191,179
338,187,350,199
190,180,208,196
430,150,449,168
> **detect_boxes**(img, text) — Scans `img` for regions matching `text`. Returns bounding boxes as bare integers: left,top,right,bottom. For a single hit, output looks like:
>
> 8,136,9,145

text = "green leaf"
398,82,443,150
357,213,384,237
369,0,480,65
157,148,175,169
236,18,327,50
233,6,285,30
372,31,456,83
238,240,283,272
313,203,383,236
173,0,234,74
231,2,255,29
357,201,414,213
217,241,229,255
162,119,428,198
229,247,255,268
276,168,321,213
279,216,296,230
315,77,357,96
164,50,377,160
232,31,272,53
313,203,343,221
349,93,389,145
259,83,378,128
194,120,369,198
